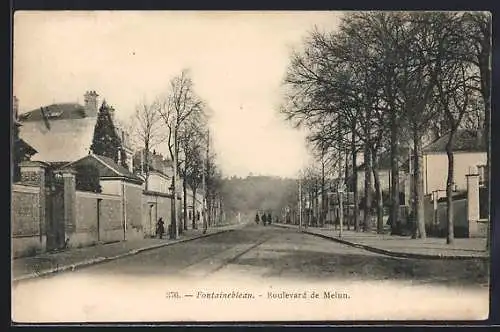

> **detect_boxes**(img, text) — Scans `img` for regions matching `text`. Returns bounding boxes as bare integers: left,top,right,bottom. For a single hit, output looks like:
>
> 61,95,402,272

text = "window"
48,110,63,118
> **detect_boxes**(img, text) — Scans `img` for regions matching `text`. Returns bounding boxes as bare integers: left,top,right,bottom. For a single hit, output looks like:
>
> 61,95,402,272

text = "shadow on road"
230,245,489,288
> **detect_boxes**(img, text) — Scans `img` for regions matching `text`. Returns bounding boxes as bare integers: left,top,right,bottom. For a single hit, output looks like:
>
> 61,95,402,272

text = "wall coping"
147,170,172,179
466,173,480,177
76,190,122,200
143,190,179,199
423,150,487,156
19,160,50,168
61,168,78,175
12,184,40,193
100,177,144,186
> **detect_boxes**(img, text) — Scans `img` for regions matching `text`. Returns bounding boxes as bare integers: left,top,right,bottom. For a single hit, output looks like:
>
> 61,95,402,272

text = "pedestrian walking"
255,212,260,224
156,217,165,239
267,212,272,225
262,213,267,226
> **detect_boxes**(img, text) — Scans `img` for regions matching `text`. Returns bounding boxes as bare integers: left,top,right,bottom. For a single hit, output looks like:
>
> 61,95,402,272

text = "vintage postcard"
11,10,491,323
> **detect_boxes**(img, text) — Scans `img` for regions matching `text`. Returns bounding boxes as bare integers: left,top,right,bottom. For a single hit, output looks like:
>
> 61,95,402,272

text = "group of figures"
255,212,274,226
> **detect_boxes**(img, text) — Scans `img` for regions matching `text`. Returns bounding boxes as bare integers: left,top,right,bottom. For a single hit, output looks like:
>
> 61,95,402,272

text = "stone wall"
68,191,123,248
125,182,144,240
11,184,44,258
142,192,172,238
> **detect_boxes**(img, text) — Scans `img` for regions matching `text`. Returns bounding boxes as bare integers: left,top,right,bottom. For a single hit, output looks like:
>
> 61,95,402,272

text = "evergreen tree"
90,100,123,164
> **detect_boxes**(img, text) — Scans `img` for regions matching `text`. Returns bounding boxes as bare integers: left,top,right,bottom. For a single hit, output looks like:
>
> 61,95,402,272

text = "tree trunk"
389,112,400,234
413,131,427,239
183,177,188,231
485,94,490,250
315,182,320,226
321,157,326,227
482,80,490,250
344,148,350,230
372,151,384,234
363,144,372,231
207,196,212,227
352,127,359,232
170,179,176,239
192,187,197,229
144,143,149,191
446,132,455,244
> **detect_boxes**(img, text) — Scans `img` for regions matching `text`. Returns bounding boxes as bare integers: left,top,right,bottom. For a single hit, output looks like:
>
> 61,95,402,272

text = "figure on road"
156,218,165,239
262,213,267,226
255,212,260,224
267,212,272,225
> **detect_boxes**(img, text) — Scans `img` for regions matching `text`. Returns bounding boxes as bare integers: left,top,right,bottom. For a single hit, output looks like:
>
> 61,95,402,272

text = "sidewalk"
12,223,246,282
273,223,489,260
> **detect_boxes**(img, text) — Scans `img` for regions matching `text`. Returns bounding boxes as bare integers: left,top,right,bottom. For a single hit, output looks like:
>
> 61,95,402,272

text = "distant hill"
220,176,299,218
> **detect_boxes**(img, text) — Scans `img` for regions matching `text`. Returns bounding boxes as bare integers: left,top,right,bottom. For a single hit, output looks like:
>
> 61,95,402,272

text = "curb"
272,224,489,261
12,228,237,283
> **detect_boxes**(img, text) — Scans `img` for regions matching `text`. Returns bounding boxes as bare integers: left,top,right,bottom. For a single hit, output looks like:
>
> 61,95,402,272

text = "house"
133,149,174,192
59,153,144,246
420,129,487,197
17,91,134,172
352,147,410,197
12,92,146,256
62,153,144,194
133,149,205,236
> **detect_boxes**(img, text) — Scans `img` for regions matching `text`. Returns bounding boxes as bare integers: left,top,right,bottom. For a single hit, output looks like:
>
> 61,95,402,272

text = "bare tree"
463,12,491,249
158,69,204,239
435,47,481,244
178,108,208,231
130,98,166,191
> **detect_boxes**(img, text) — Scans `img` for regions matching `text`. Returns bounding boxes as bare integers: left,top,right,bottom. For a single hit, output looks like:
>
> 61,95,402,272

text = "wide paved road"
12,224,489,322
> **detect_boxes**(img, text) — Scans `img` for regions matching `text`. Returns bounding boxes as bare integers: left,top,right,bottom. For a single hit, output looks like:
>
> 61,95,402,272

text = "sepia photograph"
11,10,491,323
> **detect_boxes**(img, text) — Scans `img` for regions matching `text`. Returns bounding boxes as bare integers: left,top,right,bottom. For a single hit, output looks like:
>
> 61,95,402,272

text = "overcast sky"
13,11,342,178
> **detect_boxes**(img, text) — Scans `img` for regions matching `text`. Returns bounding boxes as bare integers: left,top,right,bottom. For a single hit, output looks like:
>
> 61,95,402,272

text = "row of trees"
282,12,491,244
130,69,223,238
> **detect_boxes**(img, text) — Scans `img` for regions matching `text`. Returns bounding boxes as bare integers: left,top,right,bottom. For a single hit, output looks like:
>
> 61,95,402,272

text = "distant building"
133,149,174,193
352,147,410,195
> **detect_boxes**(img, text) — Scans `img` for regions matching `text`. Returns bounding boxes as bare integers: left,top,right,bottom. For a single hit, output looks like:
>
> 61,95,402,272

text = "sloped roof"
423,129,486,153
18,103,92,122
356,147,411,172
61,154,143,184
133,149,173,175
15,138,37,156
19,117,97,162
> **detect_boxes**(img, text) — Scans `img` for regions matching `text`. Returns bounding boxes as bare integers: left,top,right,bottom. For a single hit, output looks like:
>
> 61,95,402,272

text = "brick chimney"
83,90,99,117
